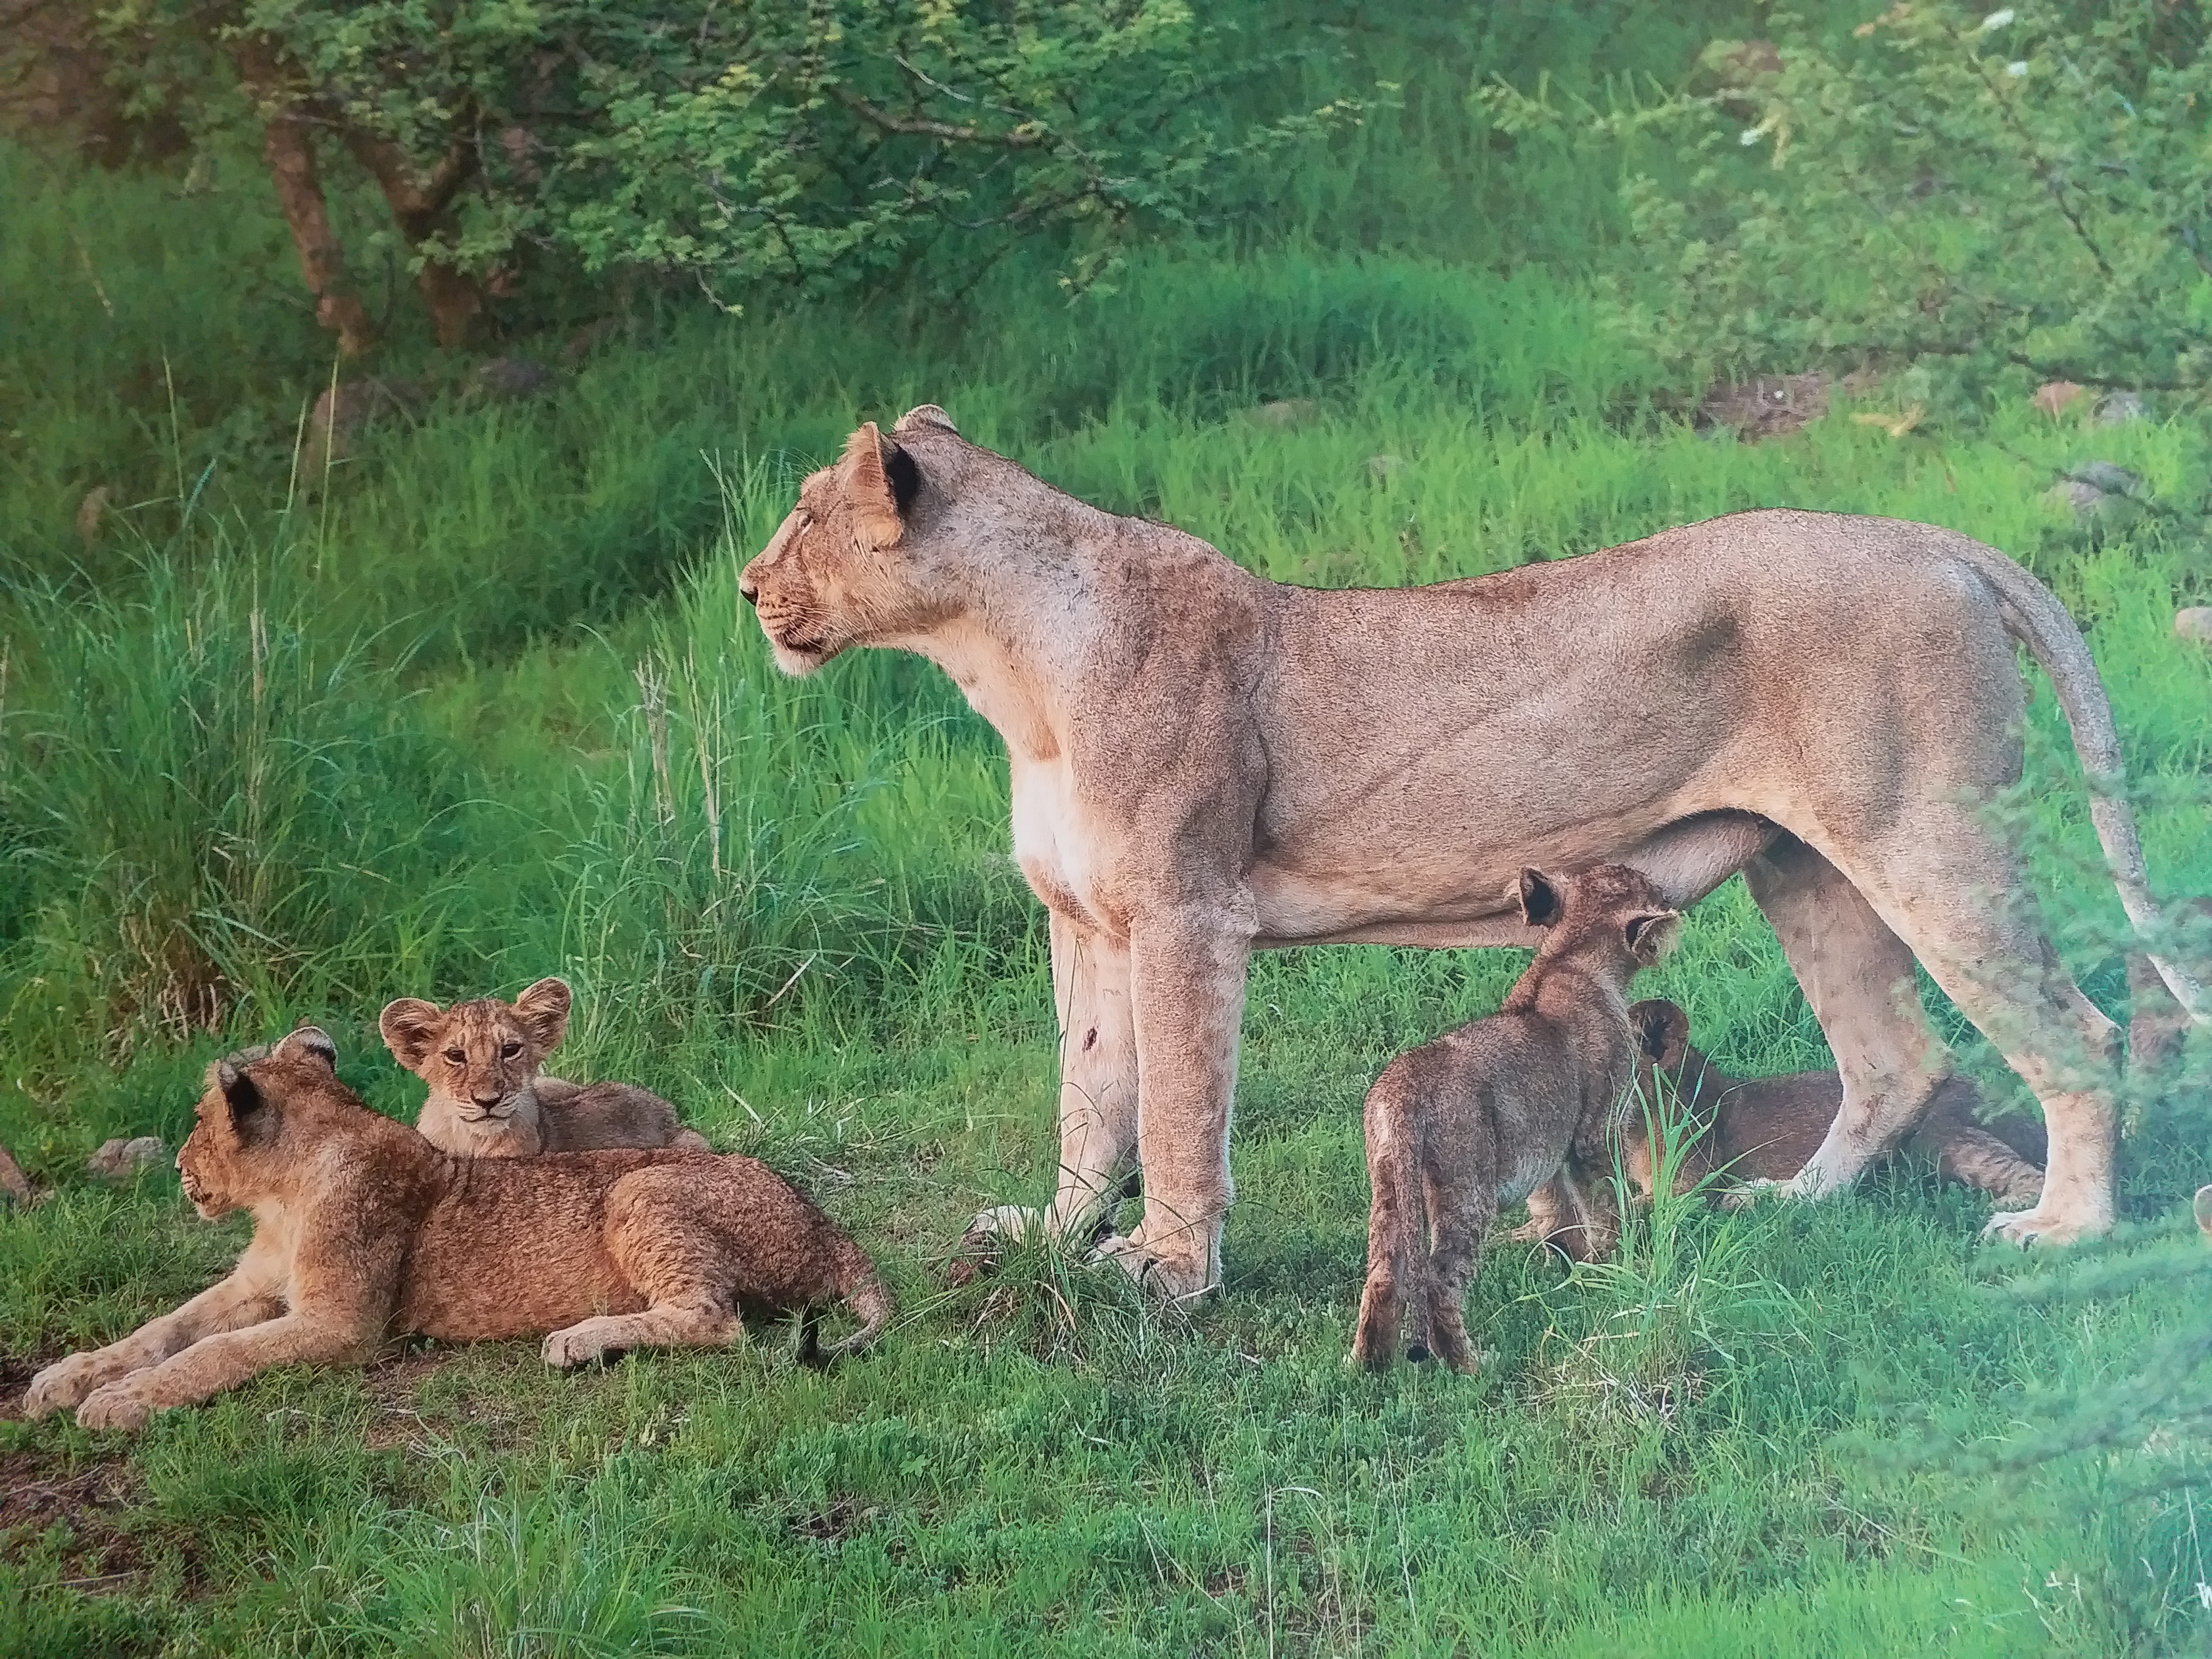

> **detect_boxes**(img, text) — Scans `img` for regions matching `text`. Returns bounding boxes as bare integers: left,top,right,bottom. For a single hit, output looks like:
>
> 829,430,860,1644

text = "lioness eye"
500,1042,522,1058
444,1047,466,1064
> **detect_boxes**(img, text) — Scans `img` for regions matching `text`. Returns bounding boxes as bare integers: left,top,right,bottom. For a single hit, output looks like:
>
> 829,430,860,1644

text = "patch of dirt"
359,1349,461,1453
1697,372,1832,441
790,1496,880,1546
0,1444,147,1590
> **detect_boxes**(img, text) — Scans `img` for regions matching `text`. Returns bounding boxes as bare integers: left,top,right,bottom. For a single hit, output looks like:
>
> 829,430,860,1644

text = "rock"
2176,607,2212,645
2067,460,2144,496
2049,479,2109,516
1250,399,1318,430
2095,390,2147,425
1697,373,1828,441
301,378,425,474
74,485,113,550
0,1141,35,1203
467,356,559,403
87,1136,166,1180
1366,454,1406,481
2031,380,2085,418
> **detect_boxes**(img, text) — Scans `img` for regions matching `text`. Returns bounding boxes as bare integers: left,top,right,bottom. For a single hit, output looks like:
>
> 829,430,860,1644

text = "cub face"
178,1027,338,1219
379,978,570,1123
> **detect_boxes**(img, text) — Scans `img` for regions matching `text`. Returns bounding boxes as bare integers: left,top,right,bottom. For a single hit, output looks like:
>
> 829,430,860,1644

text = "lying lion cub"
380,976,709,1158
23,1029,891,1431
1611,998,2047,1207
1352,865,1679,1373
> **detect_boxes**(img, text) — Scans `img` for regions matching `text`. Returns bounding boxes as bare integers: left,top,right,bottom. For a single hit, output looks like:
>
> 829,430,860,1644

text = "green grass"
3,1,2211,1647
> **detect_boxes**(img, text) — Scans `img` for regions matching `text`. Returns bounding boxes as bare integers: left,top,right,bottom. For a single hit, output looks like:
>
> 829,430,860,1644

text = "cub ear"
1516,868,1563,929
511,977,572,1051
213,1059,264,1130
892,403,958,436
1624,910,1683,966
840,421,918,548
1631,999,1691,1070
278,1024,337,1070
379,998,444,1070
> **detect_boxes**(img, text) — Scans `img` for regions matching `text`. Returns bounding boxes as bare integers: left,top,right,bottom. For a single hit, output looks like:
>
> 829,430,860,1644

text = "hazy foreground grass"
4,24,2212,1649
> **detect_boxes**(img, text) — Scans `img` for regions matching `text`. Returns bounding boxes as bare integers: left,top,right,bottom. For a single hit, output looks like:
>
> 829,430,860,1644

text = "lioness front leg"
72,1313,373,1431
1093,917,1250,1300
969,912,1138,1248
24,1267,285,1419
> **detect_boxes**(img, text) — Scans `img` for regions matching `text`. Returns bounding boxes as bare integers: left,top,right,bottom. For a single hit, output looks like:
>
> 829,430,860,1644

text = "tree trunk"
344,131,483,349
232,39,373,357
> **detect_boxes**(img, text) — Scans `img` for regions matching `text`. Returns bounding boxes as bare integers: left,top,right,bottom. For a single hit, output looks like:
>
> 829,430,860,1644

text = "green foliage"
1485,1,2212,403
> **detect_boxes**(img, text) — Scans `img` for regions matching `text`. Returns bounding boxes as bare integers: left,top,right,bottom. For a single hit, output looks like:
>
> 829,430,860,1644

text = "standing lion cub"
380,976,709,1158
1352,865,1679,1373
23,1029,892,1431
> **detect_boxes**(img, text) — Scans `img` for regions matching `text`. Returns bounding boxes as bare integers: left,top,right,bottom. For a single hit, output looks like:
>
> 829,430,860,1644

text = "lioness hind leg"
1821,820,2121,1245
1744,837,1953,1195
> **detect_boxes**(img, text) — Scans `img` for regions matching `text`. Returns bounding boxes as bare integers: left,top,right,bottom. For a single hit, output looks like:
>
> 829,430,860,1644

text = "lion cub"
1351,865,1679,1373
23,1030,892,1431
380,977,709,1158
1609,998,2046,1207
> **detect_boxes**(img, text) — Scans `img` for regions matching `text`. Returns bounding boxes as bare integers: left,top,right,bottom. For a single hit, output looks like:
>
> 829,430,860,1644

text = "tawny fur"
739,404,2204,1297
1351,865,1680,1374
1519,1000,2047,1234
380,977,710,1158
22,1030,890,1431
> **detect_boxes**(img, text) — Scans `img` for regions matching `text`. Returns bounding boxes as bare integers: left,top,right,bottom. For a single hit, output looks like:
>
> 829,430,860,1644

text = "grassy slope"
3,8,2211,1653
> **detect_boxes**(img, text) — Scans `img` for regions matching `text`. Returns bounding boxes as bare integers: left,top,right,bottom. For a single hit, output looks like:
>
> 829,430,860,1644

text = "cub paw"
543,1326,613,1369
74,1381,155,1431
23,1354,106,1419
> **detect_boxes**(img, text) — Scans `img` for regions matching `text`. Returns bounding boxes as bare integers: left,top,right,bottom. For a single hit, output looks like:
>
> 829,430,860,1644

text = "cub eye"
500,1042,523,1059
444,1048,466,1064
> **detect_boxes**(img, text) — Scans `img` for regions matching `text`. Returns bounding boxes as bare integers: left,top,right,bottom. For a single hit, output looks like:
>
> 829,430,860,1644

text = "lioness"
738,404,2204,1297
1353,866,1679,1372
380,977,710,1158
22,1030,890,1430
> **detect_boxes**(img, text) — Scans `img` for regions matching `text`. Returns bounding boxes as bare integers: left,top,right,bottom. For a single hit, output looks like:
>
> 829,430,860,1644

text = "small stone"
2066,461,2143,497
2095,390,2146,425
2176,607,2212,645
1250,399,1318,430
467,357,559,402
0,1141,34,1203
2048,479,2108,515
1366,454,1406,481
88,1136,167,1180
75,485,113,549
301,378,425,474
2031,380,2085,418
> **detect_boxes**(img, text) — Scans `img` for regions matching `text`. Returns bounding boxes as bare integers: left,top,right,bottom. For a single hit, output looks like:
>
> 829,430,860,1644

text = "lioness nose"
738,573,759,607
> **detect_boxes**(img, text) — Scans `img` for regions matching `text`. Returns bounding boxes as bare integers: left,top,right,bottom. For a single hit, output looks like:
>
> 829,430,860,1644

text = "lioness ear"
840,421,917,548
214,1059,264,1131
512,977,572,1051
1632,999,1690,1069
1516,869,1563,928
1624,911,1683,965
379,998,444,1070
279,1024,337,1070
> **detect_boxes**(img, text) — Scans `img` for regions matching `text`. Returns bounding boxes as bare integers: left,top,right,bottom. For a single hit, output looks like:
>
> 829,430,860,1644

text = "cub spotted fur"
23,1029,891,1431
1352,865,1679,1373
380,977,709,1158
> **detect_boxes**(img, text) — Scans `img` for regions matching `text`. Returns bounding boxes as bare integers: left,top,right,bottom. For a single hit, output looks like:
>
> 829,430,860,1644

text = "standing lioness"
23,1030,890,1430
739,404,2203,1298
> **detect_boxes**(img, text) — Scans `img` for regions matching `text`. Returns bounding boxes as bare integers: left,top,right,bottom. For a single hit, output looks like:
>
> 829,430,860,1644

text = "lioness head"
179,1026,341,1220
738,405,967,675
378,977,570,1123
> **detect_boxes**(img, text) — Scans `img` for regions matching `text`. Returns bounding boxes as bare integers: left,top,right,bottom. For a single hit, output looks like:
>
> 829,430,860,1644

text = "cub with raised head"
1609,998,2046,1207
22,1029,892,1431
1351,864,1679,1374
379,976,709,1158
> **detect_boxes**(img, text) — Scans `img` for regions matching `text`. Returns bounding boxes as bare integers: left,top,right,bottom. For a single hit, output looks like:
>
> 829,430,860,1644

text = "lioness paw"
1722,1177,1794,1212
1087,1232,1216,1303
74,1380,156,1431
543,1324,618,1369
965,1204,1045,1244
23,1354,106,1418
1982,1206,2104,1249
